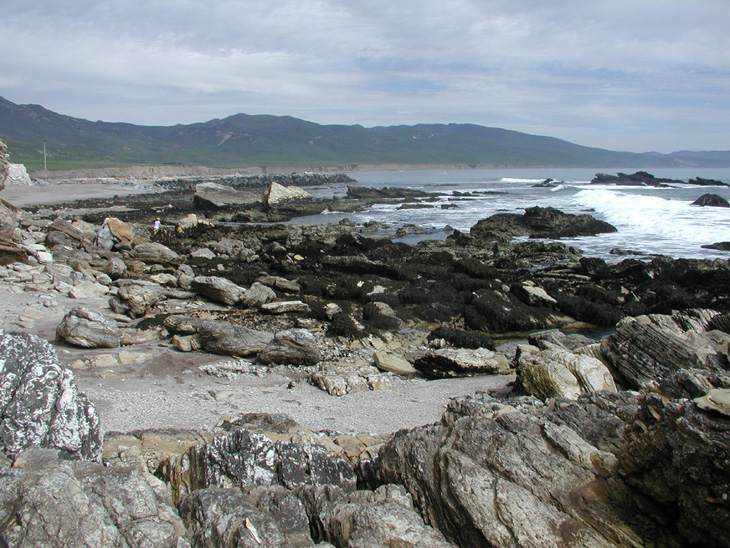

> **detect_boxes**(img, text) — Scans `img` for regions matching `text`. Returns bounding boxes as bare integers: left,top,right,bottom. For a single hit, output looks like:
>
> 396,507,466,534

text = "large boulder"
265,181,312,207
132,242,179,261
414,347,511,379
0,330,102,460
516,341,616,400
193,182,262,210
191,275,247,305
691,193,730,207
258,329,321,366
0,448,188,546
164,315,274,356
110,280,165,318
56,306,121,348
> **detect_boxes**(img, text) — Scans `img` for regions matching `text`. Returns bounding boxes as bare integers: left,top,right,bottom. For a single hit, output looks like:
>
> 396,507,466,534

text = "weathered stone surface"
49,217,85,241
257,274,300,293
0,448,189,547
363,301,401,329
599,309,729,391
517,341,616,399
164,315,273,356
258,328,321,366
194,182,262,209
179,485,313,548
260,300,310,314
56,306,121,348
68,280,110,298
4,163,32,185
187,428,356,492
311,364,392,395
132,242,180,261
176,213,199,230
0,330,101,460
373,351,416,375
106,216,135,243
191,275,246,305
111,280,165,317
104,256,128,279
190,247,216,259
414,347,511,379
302,484,457,548
265,181,312,206
240,281,276,309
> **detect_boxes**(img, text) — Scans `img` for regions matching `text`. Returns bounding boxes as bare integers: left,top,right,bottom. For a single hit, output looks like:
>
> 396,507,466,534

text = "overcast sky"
1,0,728,153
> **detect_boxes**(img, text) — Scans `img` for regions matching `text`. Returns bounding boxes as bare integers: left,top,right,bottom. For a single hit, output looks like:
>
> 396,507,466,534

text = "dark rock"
55,306,121,348
427,326,495,350
688,177,728,187
702,241,730,250
0,330,102,460
590,171,681,187
345,186,432,199
691,193,730,207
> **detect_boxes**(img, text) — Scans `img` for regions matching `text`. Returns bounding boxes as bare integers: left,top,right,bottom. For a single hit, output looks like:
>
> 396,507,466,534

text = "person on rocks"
153,217,161,234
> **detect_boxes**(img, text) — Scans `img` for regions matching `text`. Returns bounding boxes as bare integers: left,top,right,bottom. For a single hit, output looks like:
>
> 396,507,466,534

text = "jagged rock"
56,306,121,348
379,396,644,548
191,275,247,305
49,217,85,241
301,484,457,548
599,309,729,391
176,263,195,288
179,485,313,548
260,300,310,314
617,393,730,547
346,186,431,199
110,280,165,317
132,242,179,261
0,330,101,460
373,351,416,375
4,163,32,185
240,281,276,309
164,315,274,356
590,171,681,187
311,364,392,395
106,217,135,243
187,428,356,492
0,448,189,546
265,181,312,206
516,341,616,399
414,347,511,379
258,329,321,366
691,193,730,207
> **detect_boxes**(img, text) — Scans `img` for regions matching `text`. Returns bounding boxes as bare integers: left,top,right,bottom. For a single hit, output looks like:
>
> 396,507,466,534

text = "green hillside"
0,96,706,172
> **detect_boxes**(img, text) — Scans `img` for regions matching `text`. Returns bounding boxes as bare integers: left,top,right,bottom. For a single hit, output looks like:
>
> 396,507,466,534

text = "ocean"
294,167,730,262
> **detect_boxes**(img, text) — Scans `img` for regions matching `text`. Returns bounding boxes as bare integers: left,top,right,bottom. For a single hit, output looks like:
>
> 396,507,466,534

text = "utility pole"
43,140,47,179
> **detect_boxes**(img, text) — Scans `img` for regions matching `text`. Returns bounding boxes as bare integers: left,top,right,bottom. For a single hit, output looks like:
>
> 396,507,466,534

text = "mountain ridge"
1,96,727,171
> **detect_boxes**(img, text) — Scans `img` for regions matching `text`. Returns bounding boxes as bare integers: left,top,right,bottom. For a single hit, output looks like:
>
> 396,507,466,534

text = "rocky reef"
0,172,729,546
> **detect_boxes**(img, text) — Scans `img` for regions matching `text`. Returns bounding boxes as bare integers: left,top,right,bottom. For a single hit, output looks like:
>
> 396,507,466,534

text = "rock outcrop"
691,193,730,207
0,330,102,460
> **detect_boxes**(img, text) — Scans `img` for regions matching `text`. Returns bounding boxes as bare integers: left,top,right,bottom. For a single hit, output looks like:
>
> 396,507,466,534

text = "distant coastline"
29,161,702,182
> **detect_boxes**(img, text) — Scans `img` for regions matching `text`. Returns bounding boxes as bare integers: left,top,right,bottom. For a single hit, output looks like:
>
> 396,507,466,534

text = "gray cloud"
1,0,728,152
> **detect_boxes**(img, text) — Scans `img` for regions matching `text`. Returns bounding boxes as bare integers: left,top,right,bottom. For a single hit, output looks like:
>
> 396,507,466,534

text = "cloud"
1,0,728,151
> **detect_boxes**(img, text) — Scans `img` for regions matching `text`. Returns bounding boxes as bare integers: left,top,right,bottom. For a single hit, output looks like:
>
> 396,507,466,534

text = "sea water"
294,167,730,262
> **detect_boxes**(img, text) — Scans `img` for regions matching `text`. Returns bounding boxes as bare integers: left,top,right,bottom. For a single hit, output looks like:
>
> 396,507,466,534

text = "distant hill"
0,96,725,172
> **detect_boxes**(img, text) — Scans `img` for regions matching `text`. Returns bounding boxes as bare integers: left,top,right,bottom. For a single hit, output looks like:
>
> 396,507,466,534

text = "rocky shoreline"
1,153,730,547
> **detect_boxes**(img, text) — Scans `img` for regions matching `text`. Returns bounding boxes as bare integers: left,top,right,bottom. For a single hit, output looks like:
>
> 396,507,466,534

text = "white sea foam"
572,189,729,245
500,177,545,183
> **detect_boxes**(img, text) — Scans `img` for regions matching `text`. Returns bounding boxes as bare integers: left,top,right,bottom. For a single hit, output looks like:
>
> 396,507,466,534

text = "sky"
1,0,728,153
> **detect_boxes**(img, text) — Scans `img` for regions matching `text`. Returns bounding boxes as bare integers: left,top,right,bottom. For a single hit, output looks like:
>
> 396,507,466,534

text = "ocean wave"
500,177,546,183
572,189,729,244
